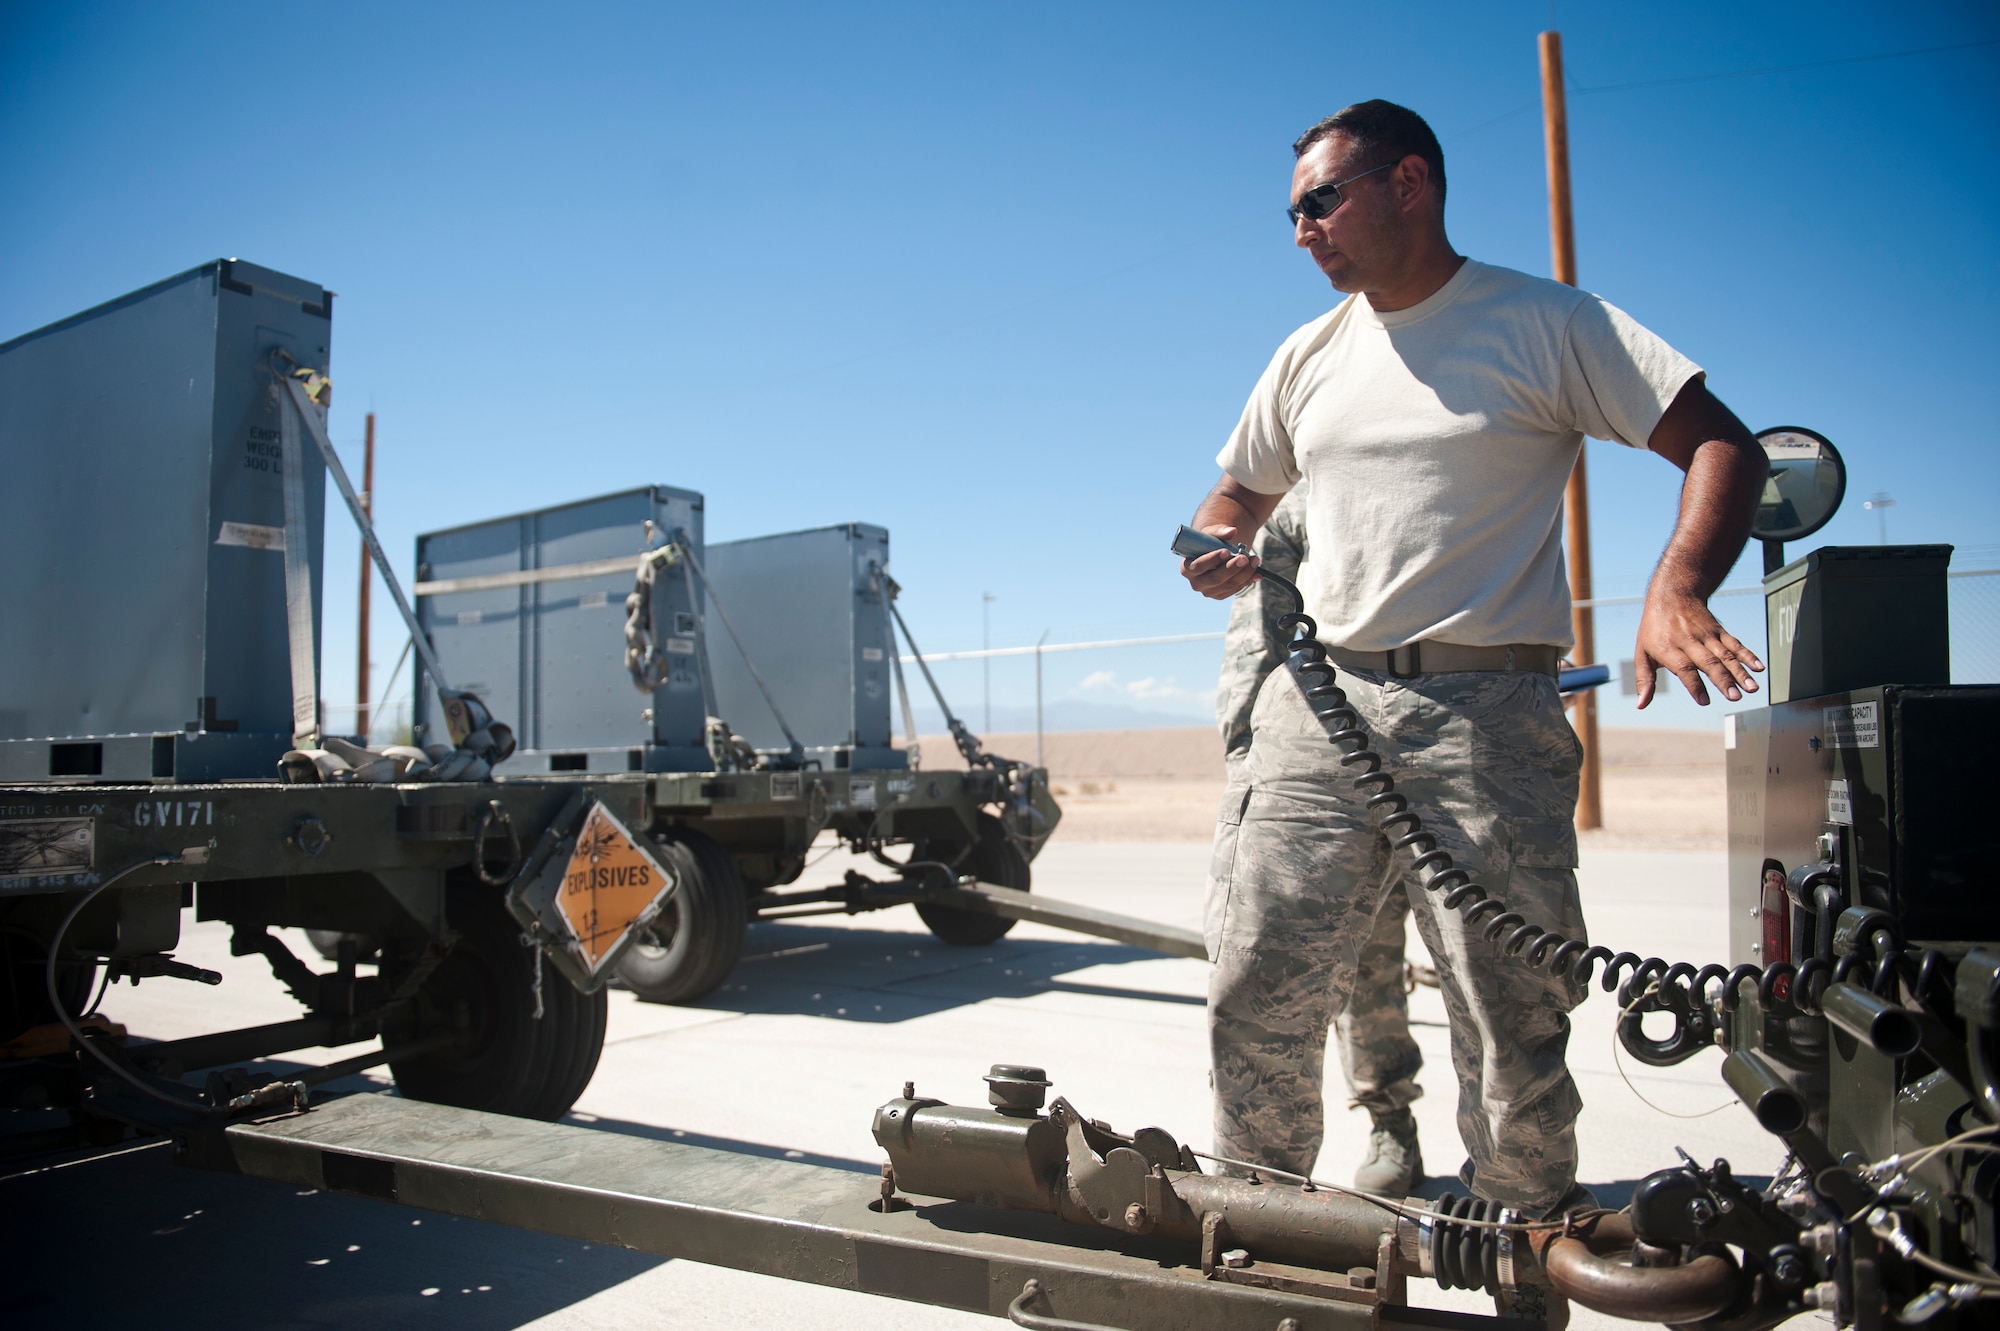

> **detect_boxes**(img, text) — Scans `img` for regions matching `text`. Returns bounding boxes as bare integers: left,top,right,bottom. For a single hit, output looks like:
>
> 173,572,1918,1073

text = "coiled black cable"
1253,565,1945,1023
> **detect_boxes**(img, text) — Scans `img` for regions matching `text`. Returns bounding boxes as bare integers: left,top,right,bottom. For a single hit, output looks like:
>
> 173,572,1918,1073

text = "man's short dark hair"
1293,100,1446,204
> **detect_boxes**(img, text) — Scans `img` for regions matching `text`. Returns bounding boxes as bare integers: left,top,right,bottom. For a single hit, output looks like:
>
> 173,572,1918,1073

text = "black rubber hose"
41,856,226,1115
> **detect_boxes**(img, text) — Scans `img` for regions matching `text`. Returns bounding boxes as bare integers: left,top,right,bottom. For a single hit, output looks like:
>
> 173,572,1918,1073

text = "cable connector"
106,955,223,987
223,1079,309,1115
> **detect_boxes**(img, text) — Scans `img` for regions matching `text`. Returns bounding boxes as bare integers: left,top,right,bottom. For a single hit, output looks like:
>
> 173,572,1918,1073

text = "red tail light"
1759,860,1792,999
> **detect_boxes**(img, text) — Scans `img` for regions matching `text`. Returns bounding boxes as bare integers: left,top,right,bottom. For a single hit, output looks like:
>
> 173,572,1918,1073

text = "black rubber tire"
1,923,96,1043
612,830,748,1005
915,812,1032,946
304,929,381,965
386,884,607,1121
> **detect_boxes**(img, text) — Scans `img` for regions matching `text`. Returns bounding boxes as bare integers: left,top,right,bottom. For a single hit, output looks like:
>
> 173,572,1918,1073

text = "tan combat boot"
1352,1109,1422,1194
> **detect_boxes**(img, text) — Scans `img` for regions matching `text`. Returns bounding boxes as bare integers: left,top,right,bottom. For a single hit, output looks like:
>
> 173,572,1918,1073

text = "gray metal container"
0,259,331,783
705,523,904,771
413,487,708,773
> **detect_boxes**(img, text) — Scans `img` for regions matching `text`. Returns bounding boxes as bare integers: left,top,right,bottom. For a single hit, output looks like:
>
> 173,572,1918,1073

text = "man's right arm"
1181,474,1287,600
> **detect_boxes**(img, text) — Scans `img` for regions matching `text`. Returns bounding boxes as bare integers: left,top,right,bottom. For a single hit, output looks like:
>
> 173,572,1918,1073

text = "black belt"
1322,641,1561,679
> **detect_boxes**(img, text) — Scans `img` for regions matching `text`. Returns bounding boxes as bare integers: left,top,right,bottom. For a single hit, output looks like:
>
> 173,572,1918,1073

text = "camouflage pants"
1206,662,1587,1213
1230,746,1422,1117
1338,883,1420,1115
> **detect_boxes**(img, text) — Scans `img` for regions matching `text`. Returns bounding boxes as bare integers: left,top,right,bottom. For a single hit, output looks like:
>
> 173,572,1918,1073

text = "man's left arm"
1636,377,1770,707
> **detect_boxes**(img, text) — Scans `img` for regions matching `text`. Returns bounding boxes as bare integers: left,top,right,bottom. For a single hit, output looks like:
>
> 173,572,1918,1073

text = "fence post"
1035,630,1048,768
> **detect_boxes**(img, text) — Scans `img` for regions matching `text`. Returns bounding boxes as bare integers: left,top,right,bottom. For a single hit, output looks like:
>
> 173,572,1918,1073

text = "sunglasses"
1287,160,1396,224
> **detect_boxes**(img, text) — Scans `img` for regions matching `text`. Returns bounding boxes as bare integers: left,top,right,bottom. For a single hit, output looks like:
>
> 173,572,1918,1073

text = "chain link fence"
341,570,1999,746
903,568,2000,740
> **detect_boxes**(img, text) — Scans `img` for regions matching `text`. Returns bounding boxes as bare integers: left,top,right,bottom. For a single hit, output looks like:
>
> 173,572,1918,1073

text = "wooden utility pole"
356,412,376,740
1540,30,1603,831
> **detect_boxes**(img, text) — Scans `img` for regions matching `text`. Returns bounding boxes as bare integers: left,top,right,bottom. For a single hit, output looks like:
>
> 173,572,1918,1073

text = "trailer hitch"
874,1064,1530,1312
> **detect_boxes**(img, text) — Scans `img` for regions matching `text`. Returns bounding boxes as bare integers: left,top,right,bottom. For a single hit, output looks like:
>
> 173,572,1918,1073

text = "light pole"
982,592,997,732
1540,29,1601,832
1864,491,1897,544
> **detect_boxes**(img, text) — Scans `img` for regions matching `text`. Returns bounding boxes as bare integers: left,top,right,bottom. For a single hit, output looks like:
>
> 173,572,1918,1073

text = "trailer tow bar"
751,872,1205,961
194,1092,1437,1331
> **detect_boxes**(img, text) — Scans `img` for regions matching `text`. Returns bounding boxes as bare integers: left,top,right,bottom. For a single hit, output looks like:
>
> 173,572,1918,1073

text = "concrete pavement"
0,839,1805,1331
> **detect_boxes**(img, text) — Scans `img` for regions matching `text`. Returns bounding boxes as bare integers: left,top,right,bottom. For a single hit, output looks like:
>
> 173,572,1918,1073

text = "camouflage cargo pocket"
1504,814,1586,1002
1204,785,1253,961
1466,675,1580,771
1508,815,1578,870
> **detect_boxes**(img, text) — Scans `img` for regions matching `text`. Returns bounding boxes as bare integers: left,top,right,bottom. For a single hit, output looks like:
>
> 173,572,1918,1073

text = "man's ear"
1393,155,1431,213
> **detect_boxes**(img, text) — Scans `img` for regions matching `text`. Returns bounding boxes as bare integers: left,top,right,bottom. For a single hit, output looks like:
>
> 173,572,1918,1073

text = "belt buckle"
1387,642,1422,678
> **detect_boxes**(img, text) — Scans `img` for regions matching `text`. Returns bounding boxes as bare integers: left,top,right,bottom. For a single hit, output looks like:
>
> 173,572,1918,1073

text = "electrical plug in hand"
1172,524,1262,600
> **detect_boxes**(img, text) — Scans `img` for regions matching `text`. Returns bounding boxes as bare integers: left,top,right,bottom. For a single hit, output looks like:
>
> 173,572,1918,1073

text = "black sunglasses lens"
1292,183,1339,222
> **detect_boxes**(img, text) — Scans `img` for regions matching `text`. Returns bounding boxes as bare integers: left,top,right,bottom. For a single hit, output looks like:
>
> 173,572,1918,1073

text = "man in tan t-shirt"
1180,100,1768,1245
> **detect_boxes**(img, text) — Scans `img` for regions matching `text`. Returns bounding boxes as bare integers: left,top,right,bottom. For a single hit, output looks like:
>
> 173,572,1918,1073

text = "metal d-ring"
472,799,520,886
1006,1279,1132,1331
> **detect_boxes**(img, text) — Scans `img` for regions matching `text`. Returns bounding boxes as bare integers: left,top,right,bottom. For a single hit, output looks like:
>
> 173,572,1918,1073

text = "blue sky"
5,0,1995,734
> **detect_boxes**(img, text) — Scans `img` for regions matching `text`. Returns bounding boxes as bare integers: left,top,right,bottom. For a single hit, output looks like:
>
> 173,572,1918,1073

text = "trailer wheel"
613,830,747,1005
1,922,97,1044
386,884,607,1121
916,812,1031,946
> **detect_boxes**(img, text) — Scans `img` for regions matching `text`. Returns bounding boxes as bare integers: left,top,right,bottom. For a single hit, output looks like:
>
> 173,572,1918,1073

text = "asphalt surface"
0,840,1812,1331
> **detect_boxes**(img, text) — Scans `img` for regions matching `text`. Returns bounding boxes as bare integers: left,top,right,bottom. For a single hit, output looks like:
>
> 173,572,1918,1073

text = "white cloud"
1125,676,1188,701
1071,670,1214,706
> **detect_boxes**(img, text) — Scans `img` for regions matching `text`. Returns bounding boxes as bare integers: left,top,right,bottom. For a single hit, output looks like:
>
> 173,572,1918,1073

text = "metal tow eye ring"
472,800,521,886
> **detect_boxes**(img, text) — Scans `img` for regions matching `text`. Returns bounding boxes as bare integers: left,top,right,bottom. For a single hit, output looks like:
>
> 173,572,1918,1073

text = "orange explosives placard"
555,804,677,974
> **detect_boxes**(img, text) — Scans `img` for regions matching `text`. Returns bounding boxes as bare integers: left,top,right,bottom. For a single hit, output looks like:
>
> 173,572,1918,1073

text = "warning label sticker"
0,818,94,875
1824,702,1880,749
1827,779,1854,826
215,521,285,551
555,805,677,974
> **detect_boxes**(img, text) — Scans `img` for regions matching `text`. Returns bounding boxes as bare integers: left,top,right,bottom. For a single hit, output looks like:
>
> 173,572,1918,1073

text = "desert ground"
915,723,1725,849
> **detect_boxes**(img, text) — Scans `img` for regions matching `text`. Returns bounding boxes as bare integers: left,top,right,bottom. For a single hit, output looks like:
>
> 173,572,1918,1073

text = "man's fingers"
1714,631,1761,692
1180,548,1229,578
1182,547,1261,601
1721,654,1758,693
1646,644,1713,706
1681,643,1742,703
1634,654,1657,709
1716,630,1764,672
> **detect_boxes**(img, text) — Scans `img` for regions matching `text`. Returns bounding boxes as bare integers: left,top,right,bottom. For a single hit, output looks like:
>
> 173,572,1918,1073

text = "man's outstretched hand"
1180,525,1263,600
1635,588,1763,707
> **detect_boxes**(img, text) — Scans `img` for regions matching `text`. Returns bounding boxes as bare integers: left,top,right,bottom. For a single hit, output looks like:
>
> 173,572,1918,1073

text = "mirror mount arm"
1762,539,1785,577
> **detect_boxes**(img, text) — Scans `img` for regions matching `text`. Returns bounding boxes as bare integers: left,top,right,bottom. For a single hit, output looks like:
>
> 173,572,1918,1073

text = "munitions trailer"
1,263,1164,1146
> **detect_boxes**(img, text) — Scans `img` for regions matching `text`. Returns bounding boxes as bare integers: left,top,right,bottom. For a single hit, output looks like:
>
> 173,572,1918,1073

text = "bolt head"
1687,1197,1717,1226
1773,1254,1807,1285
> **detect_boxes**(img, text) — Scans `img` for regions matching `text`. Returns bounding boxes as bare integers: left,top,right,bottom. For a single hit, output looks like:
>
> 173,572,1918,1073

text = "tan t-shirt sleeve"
1557,295,1703,450
1215,339,1306,495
